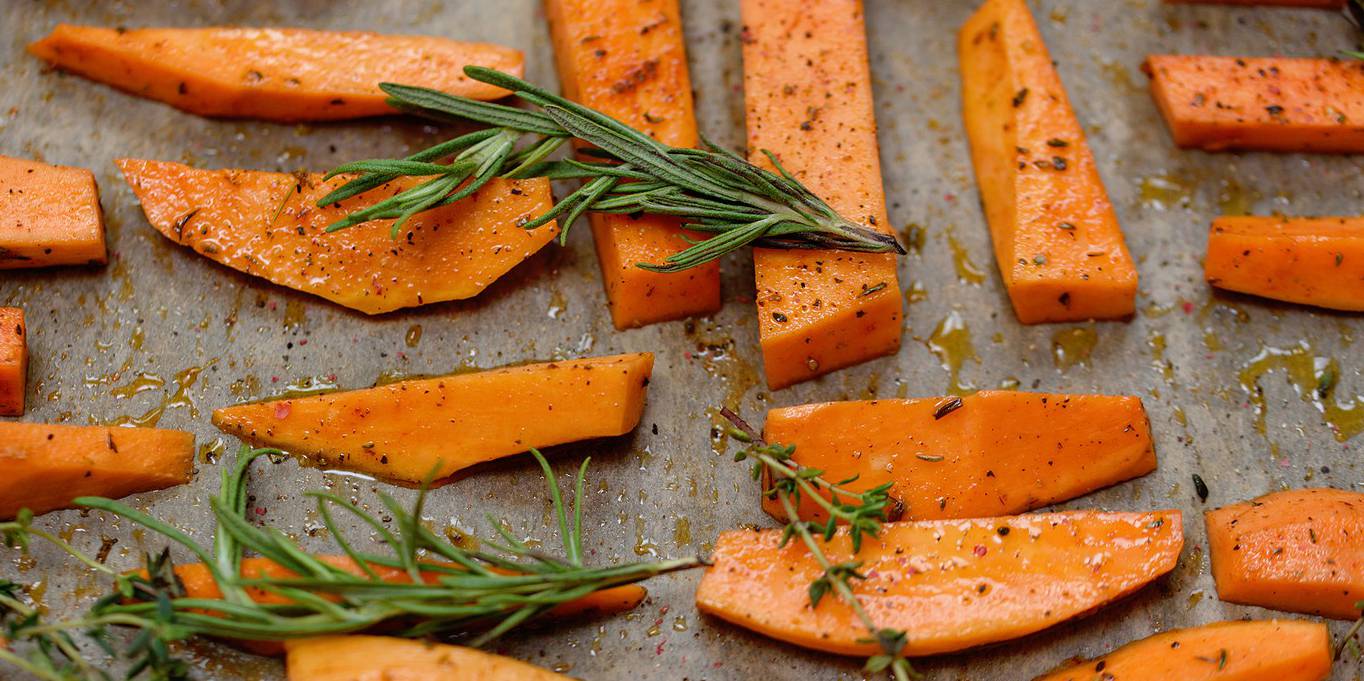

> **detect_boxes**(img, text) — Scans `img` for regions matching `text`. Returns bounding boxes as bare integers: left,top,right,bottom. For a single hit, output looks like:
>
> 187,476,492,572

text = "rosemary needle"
319,66,905,273
0,447,701,680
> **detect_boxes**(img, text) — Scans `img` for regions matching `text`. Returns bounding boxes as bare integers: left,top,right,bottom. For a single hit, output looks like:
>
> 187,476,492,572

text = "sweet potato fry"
212,354,654,482
117,159,558,315
29,25,523,121
1145,55,1364,153
0,155,106,269
763,392,1157,521
1207,488,1364,619
696,510,1183,656
1205,216,1364,311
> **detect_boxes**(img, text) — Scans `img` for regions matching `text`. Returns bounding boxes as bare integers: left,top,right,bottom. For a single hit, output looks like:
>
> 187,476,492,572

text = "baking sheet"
2,1,1363,679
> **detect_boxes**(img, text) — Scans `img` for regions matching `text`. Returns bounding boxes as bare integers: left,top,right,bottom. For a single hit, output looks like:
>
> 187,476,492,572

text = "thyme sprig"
0,447,701,680
718,408,915,681
318,66,904,273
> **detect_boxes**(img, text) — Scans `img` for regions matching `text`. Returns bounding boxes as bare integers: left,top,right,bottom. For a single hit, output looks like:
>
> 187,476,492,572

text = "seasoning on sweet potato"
212,353,654,482
544,0,721,329
739,0,902,389
1204,216,1364,312
0,422,194,519
0,308,26,416
0,155,106,269
1206,488,1364,619
168,556,646,656
116,159,558,315
286,636,569,681
763,392,1157,522
28,25,523,121
695,509,1183,657
1032,620,1332,681
1144,55,1364,153
960,0,1138,324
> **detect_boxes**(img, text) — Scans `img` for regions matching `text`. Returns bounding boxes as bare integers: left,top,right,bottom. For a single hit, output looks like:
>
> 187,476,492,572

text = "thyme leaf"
719,408,916,681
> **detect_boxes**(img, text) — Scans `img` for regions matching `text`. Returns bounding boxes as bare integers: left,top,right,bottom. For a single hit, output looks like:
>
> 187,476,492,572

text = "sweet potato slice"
1205,216,1364,311
1206,488,1364,619
544,0,721,329
960,0,1138,324
28,25,522,121
286,636,569,681
1144,55,1364,153
0,155,106,269
212,353,654,482
0,422,194,519
695,510,1183,657
1033,620,1332,681
740,0,903,389
167,556,645,656
117,159,558,315
0,308,26,416
763,392,1156,522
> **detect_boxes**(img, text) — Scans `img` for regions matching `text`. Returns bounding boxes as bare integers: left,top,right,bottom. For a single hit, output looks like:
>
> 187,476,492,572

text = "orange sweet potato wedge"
763,392,1157,522
117,159,558,315
960,0,1138,324
167,556,645,657
696,510,1183,657
0,422,194,519
1032,620,1332,681
0,308,26,416
1144,55,1364,153
212,353,654,482
286,636,569,681
544,0,721,329
740,0,903,389
1205,216,1364,311
28,25,522,121
0,155,106,268
1207,488,1364,619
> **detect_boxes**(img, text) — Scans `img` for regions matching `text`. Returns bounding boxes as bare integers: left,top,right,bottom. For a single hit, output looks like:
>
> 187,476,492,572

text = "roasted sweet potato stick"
739,0,903,389
763,392,1157,522
544,0,721,328
212,354,654,482
29,25,523,121
1207,488,1364,619
0,155,106,269
286,636,570,680
0,422,194,519
1145,55,1364,153
960,0,1138,323
1032,620,1331,681
0,308,26,416
117,159,558,315
696,510,1183,656
1205,216,1364,311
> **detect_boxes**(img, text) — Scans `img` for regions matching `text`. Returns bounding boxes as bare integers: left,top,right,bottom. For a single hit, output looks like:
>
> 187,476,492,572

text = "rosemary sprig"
719,408,915,681
0,447,701,680
318,66,904,273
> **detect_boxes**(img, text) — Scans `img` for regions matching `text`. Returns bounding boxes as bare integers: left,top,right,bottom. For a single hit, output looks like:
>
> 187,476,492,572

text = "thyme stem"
720,408,915,680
